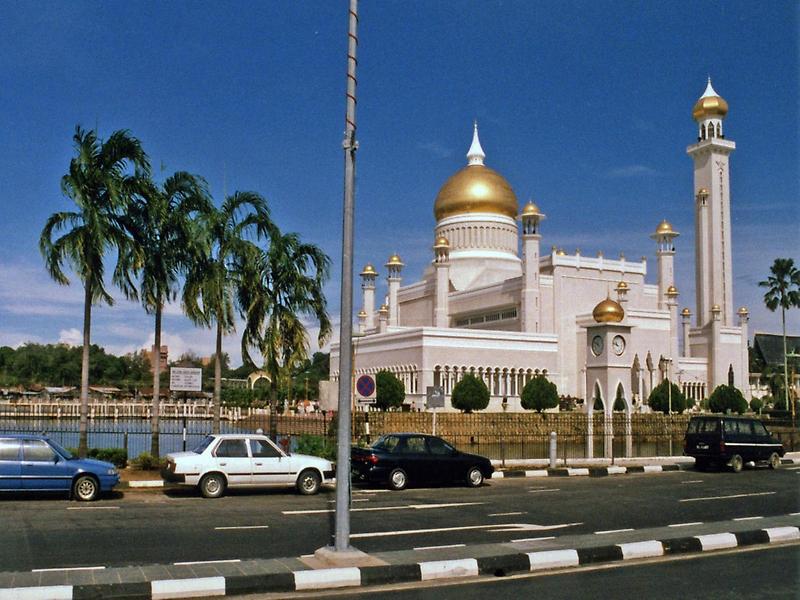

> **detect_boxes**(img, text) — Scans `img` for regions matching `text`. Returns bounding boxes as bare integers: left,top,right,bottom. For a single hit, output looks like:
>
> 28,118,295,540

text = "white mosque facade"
329,80,751,414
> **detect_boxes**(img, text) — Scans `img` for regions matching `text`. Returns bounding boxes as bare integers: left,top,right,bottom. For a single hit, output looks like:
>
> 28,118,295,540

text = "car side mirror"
53,455,60,464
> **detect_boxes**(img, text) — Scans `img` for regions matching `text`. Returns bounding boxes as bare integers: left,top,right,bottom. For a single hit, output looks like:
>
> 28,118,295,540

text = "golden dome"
556,248,567,256
616,280,629,291
360,263,377,277
666,285,679,297
653,219,678,237
693,78,728,121
711,304,721,312
681,307,692,317
434,164,518,221
433,235,450,249
519,200,544,219
697,188,709,197
378,304,389,316
357,310,367,318
385,253,404,268
737,306,749,316
592,298,625,323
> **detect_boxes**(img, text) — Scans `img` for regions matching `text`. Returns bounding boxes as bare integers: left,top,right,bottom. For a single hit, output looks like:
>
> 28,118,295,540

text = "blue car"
0,434,120,501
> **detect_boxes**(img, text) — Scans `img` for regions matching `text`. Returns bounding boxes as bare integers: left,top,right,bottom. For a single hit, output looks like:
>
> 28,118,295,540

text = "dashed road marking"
488,512,525,517
733,516,764,521
351,522,581,539
668,522,704,527
283,501,485,515
214,525,270,530
413,543,466,551
680,491,776,503
32,566,105,572
595,528,634,535
511,536,555,543
66,506,119,510
528,488,560,493
681,480,703,484
174,559,241,566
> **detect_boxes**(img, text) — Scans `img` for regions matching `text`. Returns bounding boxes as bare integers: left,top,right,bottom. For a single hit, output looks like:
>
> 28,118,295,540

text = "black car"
351,433,494,490
684,415,784,472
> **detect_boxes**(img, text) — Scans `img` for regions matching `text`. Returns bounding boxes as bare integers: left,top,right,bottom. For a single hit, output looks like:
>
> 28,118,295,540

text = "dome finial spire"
467,121,485,166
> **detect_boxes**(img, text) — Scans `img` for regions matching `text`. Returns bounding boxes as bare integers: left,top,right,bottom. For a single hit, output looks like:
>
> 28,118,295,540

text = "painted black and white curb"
4,526,797,599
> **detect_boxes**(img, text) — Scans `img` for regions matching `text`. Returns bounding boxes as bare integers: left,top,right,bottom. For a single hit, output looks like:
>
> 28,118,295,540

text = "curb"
493,463,689,479
4,526,797,599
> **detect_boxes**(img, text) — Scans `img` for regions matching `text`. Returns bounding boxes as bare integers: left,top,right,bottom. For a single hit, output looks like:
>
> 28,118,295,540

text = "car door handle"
255,462,263,466
219,462,227,466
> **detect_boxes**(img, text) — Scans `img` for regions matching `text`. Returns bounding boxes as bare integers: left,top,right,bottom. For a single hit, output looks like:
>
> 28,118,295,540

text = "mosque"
329,80,750,414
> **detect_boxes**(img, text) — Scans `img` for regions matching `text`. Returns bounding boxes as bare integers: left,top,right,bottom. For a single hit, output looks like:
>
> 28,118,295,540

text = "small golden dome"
737,306,749,316
697,188,709,197
357,310,367,318
592,298,625,323
711,304,721,312
681,307,692,317
519,200,544,219
360,263,377,277
693,78,728,121
666,285,679,297
385,253,404,268
433,235,450,249
616,280,629,291
653,219,678,237
378,304,389,315
556,248,567,256
434,164,518,221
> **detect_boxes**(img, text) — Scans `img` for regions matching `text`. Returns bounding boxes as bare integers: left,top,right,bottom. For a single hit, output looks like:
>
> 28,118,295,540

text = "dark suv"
684,415,784,472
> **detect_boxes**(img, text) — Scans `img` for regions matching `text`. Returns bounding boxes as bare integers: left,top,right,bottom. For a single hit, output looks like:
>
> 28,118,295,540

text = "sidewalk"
2,515,798,599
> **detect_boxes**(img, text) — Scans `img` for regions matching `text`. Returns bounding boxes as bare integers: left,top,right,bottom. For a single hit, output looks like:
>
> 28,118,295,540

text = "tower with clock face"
585,297,633,458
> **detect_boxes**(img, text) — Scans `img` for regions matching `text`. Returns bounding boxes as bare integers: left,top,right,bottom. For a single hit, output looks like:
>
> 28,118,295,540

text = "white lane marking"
668,522,704,528
174,559,241,566
214,525,270,530
283,501,485,515
353,489,390,494
511,536,555,543
32,566,106,572
789,512,800,516
300,554,315,558
733,516,764,521
413,543,466,551
66,506,120,510
680,491,776,502
488,512,525,517
528,488,560,493
351,522,582,539
681,480,703,484
595,528,635,535
328,498,370,503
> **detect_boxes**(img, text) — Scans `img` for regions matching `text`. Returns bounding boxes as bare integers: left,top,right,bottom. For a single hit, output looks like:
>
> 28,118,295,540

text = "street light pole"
333,0,359,554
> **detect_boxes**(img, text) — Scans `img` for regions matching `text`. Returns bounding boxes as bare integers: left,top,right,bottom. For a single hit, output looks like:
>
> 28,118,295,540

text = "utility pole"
333,0,359,555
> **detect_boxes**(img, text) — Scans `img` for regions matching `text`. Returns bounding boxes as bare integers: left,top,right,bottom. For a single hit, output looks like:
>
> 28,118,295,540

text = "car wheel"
730,454,743,473
200,473,226,498
768,452,781,469
388,468,408,491
297,469,322,495
73,475,99,502
466,466,484,487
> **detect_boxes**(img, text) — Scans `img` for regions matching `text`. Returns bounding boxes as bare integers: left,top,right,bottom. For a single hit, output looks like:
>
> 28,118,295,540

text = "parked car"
0,434,120,501
684,415,785,472
162,433,335,498
351,433,494,490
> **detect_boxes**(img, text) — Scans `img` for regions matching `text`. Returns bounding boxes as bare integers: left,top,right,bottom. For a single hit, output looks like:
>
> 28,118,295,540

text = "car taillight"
720,441,726,453
368,454,379,465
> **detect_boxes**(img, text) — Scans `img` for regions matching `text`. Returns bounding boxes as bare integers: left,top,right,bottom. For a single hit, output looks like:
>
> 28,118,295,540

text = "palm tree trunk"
151,305,162,457
79,285,92,458
213,320,222,434
782,306,793,424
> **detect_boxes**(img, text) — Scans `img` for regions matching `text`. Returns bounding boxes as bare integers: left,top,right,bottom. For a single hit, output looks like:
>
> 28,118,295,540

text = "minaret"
737,306,751,399
650,220,679,310
681,307,692,357
433,236,451,328
385,254,404,327
360,264,378,331
666,285,680,361
519,201,545,333
688,78,735,326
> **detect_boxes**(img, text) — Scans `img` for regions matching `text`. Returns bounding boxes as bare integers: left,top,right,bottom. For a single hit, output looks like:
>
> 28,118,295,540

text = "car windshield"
48,439,74,460
371,435,400,453
192,436,215,454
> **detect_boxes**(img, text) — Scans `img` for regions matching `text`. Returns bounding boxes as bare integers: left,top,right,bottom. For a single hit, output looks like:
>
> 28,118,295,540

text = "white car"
162,434,335,498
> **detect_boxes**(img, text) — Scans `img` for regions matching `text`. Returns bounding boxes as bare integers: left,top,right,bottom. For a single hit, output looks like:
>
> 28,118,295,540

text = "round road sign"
356,374,376,398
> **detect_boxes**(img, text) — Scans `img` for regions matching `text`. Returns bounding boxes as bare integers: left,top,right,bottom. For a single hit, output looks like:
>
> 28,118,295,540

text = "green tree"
451,374,489,413
39,127,149,456
375,371,405,411
520,375,558,412
647,380,687,414
749,397,764,413
758,258,800,422
239,227,331,413
708,384,748,414
121,171,211,456
182,192,272,433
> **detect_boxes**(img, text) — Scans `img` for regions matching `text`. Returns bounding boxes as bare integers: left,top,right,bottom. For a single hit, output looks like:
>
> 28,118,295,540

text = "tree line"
39,126,331,457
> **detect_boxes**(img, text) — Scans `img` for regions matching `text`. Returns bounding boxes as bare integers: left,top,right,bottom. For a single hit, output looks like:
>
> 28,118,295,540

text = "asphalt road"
327,545,800,600
2,465,799,572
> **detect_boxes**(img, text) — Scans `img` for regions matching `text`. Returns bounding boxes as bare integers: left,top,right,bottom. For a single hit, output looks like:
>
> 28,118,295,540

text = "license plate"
697,443,708,450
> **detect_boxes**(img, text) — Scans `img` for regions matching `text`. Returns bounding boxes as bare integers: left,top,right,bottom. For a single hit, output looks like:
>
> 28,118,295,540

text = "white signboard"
170,367,202,392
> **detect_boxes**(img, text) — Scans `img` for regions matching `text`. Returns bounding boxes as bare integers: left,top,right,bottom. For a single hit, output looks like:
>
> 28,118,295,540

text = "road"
2,465,799,571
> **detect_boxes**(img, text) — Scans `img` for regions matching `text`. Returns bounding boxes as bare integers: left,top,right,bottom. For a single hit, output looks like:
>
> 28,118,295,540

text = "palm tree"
759,258,800,422
39,126,150,457
182,192,273,433
120,172,212,456
240,228,332,414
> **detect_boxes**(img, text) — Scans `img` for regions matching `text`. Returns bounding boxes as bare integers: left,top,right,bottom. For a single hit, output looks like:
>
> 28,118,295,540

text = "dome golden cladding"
592,298,625,323
655,219,676,235
681,307,691,316
357,310,367,318
616,281,629,290
711,304,721,312
434,164,518,220
666,285,679,296
433,235,450,248
360,263,377,276
692,95,728,120
520,200,542,217
378,304,389,314
737,306,749,315
385,254,404,267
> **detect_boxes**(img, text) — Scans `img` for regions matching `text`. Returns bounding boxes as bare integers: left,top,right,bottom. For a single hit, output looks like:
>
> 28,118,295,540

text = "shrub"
647,380,687,414
375,370,405,411
295,434,336,461
708,384,748,415
88,447,128,468
520,375,559,412
451,374,489,413
771,395,788,411
749,397,764,413
132,452,166,470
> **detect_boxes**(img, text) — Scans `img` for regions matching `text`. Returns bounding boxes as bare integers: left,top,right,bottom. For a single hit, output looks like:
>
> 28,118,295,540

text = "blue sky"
1,1,797,367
